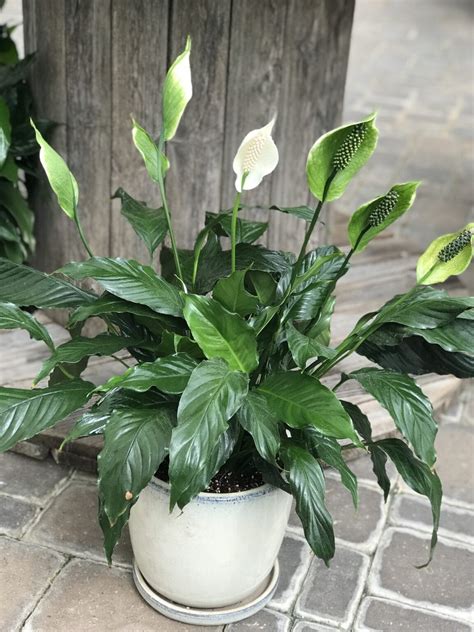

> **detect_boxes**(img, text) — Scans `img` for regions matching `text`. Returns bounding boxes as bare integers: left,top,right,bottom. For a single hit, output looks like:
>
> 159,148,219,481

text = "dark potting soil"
155,460,264,494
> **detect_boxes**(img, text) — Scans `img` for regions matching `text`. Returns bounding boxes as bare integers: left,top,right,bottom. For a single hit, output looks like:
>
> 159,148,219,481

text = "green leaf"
306,113,378,202
131,119,165,183
282,443,334,564
61,407,110,447
95,353,198,396
98,406,174,524
206,211,268,244
0,154,18,183
368,444,391,501
248,271,277,305
348,182,421,252
61,257,183,317
0,379,94,452
213,270,259,316
376,438,442,564
306,296,336,346
0,54,35,90
258,372,361,444
416,223,474,285
99,500,129,564
169,358,248,508
347,368,437,467
0,96,11,167
303,428,358,508
285,322,336,369
341,400,372,442
113,188,167,257
31,119,78,219
0,302,54,349
162,36,192,141
269,205,315,222
377,286,474,330
237,390,280,464
0,259,95,308
182,294,258,372
35,334,143,384
0,180,35,248
358,320,474,379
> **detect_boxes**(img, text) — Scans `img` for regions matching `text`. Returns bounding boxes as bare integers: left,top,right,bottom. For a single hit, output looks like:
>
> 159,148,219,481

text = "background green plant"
0,38,472,569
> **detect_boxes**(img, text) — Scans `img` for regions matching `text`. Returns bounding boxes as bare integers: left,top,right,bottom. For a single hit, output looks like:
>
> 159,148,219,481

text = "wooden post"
23,0,355,269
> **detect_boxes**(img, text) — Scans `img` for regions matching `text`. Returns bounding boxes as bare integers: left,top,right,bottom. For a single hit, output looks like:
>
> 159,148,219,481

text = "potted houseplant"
0,37,473,625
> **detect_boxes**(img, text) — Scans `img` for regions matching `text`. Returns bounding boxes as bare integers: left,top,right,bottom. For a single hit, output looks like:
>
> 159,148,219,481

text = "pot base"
132,559,280,626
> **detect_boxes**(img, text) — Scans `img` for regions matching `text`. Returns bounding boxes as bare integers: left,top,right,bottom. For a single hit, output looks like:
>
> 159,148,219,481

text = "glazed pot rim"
149,475,279,501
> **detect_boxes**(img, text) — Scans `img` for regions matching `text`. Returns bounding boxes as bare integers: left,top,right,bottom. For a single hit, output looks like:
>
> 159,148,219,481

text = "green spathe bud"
437,229,472,263
332,123,368,172
417,223,474,285
368,190,400,227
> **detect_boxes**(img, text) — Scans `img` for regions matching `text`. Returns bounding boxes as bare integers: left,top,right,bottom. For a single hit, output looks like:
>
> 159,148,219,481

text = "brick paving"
0,0,473,630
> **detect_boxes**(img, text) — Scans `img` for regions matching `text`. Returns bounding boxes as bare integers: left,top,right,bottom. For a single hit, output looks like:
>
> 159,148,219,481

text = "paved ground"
0,0,473,630
1,386,472,631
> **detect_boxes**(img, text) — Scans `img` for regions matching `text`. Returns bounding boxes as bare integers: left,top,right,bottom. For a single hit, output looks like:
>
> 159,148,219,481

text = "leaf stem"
74,214,94,258
231,174,247,273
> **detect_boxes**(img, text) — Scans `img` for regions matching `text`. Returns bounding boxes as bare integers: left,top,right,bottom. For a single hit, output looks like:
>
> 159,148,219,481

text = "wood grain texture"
110,0,169,262
166,0,231,248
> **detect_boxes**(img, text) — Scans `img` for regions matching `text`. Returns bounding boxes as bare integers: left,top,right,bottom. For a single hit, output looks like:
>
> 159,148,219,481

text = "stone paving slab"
23,558,223,632
0,452,71,503
292,622,337,632
294,546,370,629
0,536,65,632
269,533,312,613
368,527,474,623
225,609,290,631
26,479,133,566
0,494,38,538
354,597,472,632
433,423,474,506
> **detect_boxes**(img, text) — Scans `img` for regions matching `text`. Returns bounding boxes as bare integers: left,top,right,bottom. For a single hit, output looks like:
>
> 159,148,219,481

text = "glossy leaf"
369,444,391,501
206,211,268,244
347,368,437,467
248,271,277,305
0,96,11,167
61,257,183,317
213,270,258,316
182,294,258,372
416,223,474,285
269,204,315,222
341,400,372,442
169,359,248,508
0,180,35,248
113,188,167,256
282,443,334,564
0,380,94,452
285,322,336,368
131,119,168,182
162,36,192,141
35,334,143,384
31,120,78,219
348,182,420,252
258,372,361,444
306,114,378,202
0,259,95,308
95,353,198,395
100,501,129,564
376,438,442,564
303,428,358,508
0,302,54,349
237,390,280,463
61,407,110,447
98,406,174,524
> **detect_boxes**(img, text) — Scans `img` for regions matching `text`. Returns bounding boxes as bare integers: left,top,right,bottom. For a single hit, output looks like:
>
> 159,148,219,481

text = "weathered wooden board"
23,0,355,267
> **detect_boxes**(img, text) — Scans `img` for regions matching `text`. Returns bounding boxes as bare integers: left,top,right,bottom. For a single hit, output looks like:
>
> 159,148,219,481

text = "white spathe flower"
233,118,279,192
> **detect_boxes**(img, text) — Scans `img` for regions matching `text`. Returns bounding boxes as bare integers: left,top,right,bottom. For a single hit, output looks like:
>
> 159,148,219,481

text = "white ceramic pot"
129,477,292,609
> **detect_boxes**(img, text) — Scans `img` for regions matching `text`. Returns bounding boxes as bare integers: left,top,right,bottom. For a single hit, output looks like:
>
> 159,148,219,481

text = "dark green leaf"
269,205,315,222
347,368,437,467
0,380,94,452
248,271,277,305
258,372,361,444
113,188,168,257
95,353,198,395
213,270,258,316
61,257,183,317
340,400,372,442
99,500,129,565
169,358,249,508
368,444,391,501
0,302,54,349
35,334,143,384
0,54,35,90
376,438,442,564
282,443,334,564
61,407,110,447
0,179,35,247
303,428,358,508
182,294,258,372
306,114,378,202
0,96,11,167
237,390,280,463
206,211,268,244
98,406,174,524
0,259,95,308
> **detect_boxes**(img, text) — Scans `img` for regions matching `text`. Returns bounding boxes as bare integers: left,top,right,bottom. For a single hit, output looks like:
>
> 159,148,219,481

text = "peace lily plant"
0,38,473,613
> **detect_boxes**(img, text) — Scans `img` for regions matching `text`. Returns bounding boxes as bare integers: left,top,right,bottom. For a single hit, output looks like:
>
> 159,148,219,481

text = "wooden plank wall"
23,0,355,269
